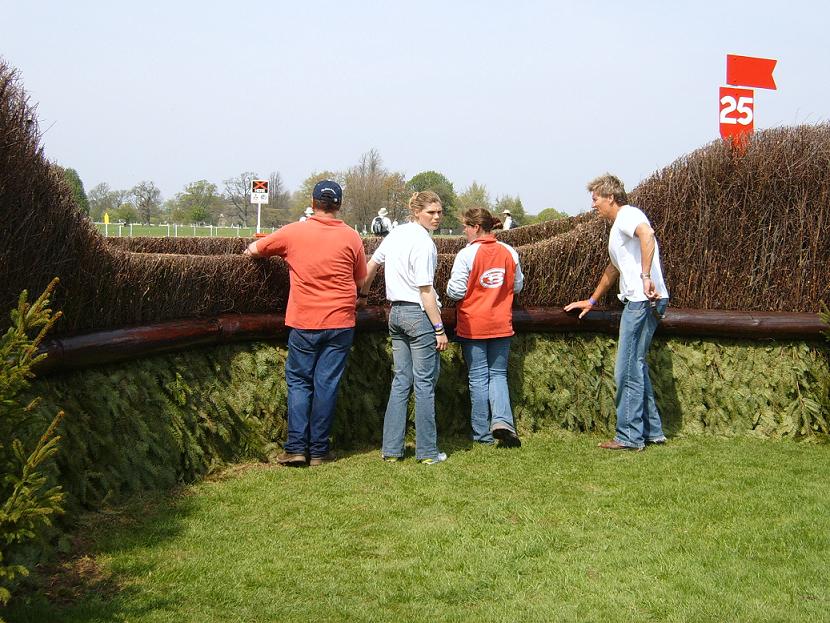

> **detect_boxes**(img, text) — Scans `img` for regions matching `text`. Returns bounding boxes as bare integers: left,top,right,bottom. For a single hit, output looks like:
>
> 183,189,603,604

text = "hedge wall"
23,334,830,514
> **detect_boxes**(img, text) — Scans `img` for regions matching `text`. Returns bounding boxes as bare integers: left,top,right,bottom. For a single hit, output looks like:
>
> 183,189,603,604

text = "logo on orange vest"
479,268,505,288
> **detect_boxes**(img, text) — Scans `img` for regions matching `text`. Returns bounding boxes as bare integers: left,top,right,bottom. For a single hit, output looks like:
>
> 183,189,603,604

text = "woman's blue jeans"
614,299,668,449
459,336,515,443
381,304,441,460
284,327,355,457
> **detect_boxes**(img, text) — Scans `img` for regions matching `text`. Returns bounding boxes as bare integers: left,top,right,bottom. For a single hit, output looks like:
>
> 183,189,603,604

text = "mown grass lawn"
9,433,830,623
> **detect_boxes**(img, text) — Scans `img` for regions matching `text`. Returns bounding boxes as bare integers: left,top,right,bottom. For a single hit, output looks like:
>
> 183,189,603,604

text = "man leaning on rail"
565,174,670,451
244,180,367,466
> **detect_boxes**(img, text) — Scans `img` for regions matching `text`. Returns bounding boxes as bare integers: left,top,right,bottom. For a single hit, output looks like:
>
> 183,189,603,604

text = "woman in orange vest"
447,208,524,447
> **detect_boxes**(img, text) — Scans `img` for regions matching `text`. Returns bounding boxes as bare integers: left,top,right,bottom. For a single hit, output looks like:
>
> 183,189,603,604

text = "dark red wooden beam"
34,307,827,375
512,307,827,340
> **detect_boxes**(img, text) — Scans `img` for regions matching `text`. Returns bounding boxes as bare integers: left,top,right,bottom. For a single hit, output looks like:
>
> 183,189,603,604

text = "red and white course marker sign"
719,54,777,144
719,86,754,141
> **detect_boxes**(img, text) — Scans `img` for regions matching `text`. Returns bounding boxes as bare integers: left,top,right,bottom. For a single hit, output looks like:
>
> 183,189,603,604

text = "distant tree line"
58,150,568,231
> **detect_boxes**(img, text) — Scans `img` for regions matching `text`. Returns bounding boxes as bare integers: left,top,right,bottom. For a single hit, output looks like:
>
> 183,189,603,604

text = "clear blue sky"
3,1,828,215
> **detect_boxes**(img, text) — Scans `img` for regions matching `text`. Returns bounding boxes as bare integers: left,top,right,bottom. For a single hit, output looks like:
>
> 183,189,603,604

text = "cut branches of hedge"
1,56,829,339
105,236,249,255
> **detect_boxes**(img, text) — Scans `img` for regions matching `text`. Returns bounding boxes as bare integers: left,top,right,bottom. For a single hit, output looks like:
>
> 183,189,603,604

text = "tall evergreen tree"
56,166,90,216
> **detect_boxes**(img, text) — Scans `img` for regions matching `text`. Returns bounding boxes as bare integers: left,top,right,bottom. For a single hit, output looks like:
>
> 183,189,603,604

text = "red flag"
726,54,777,90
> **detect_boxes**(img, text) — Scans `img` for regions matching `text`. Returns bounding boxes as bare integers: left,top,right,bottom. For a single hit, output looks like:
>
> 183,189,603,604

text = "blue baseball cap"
312,180,342,204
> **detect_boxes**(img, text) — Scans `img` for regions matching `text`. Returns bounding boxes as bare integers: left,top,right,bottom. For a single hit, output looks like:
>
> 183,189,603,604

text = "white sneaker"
418,452,447,465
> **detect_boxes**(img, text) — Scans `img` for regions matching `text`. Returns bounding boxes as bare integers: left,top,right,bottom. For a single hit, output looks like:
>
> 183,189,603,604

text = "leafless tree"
88,182,124,221
262,171,292,226
131,180,162,224
343,149,404,228
222,171,257,226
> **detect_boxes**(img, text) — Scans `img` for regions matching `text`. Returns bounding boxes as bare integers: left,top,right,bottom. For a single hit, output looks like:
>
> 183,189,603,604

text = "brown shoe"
275,451,307,466
598,439,644,452
309,453,336,467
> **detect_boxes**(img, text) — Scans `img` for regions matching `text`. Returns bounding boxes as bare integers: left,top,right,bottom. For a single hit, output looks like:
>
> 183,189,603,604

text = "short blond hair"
587,173,628,206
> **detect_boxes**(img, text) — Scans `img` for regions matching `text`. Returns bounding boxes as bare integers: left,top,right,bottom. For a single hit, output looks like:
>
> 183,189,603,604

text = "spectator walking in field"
245,180,367,466
447,208,524,447
564,174,669,451
501,209,514,230
371,207,392,237
359,191,448,465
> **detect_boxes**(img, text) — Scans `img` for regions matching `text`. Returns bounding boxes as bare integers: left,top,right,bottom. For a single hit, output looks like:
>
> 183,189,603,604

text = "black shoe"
309,453,336,467
492,425,521,448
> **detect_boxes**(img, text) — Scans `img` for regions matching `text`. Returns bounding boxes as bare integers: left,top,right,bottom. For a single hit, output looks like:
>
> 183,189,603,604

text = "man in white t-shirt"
565,174,670,451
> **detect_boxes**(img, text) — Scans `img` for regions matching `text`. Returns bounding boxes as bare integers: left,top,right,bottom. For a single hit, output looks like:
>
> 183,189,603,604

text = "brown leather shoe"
275,451,307,466
309,453,336,467
598,439,644,452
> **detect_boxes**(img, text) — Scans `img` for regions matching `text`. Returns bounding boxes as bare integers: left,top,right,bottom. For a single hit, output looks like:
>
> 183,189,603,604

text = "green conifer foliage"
0,279,64,610
508,335,830,440
21,333,830,521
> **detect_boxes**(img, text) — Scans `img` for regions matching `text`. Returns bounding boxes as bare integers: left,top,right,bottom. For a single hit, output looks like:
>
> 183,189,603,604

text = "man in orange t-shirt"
244,180,367,466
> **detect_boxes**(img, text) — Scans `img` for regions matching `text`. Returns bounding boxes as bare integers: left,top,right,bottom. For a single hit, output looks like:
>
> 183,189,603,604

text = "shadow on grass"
4,488,199,623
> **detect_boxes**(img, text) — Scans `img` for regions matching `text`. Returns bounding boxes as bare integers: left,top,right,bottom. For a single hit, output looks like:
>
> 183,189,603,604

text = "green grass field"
8,433,830,622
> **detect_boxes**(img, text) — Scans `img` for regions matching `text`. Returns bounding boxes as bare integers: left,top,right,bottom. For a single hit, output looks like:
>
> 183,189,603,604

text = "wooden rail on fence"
34,307,827,375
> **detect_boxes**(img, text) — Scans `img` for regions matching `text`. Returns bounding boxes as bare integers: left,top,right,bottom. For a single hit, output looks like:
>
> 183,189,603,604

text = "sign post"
250,179,269,234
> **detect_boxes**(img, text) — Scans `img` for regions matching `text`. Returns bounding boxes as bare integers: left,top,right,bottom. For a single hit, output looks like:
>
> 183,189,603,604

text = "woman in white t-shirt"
359,191,448,465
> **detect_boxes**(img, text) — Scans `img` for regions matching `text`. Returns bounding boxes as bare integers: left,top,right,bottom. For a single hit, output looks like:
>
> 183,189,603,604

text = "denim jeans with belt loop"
284,327,355,457
458,336,515,444
381,303,441,460
614,299,668,449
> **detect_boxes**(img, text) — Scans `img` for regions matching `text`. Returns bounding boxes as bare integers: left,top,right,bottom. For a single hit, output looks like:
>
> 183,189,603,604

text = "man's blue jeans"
459,336,515,443
381,303,441,460
614,299,668,449
284,327,355,457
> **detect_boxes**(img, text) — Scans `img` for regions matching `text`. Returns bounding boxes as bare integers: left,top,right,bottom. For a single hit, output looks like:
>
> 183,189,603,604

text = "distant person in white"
501,209,513,230
299,206,313,222
371,207,393,237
